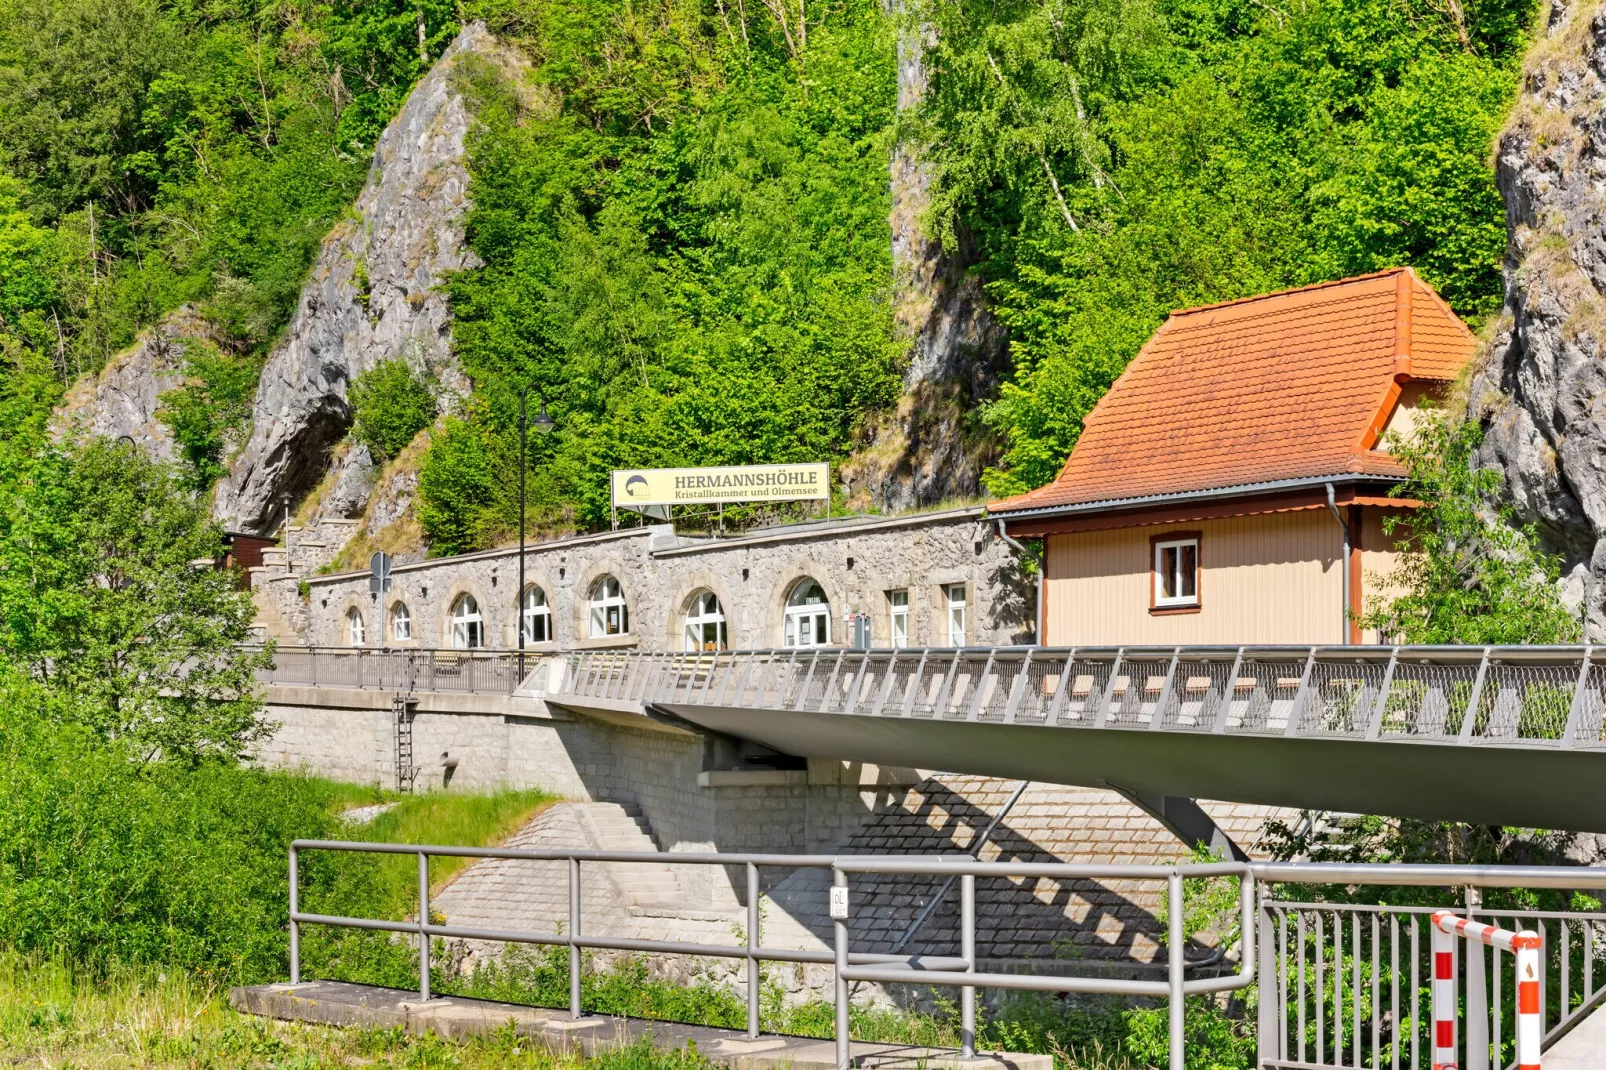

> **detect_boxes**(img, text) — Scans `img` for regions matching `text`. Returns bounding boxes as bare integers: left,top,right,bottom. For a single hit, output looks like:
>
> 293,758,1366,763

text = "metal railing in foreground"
288,841,1253,1070
554,645,1606,749
1255,863,1606,1070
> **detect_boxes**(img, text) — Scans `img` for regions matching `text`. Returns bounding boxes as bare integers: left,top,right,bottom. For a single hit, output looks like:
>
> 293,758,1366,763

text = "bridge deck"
544,645,1606,832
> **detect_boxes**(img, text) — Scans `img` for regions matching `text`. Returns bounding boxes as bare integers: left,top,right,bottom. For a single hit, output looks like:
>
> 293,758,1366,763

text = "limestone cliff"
53,307,212,462
1469,0,1606,634
843,21,1007,512
212,22,522,535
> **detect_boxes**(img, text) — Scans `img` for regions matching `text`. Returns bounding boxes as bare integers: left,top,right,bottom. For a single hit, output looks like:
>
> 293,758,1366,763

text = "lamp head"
531,401,555,435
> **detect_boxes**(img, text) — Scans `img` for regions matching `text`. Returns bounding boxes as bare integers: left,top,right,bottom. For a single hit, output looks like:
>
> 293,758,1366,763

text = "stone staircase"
573,802,712,911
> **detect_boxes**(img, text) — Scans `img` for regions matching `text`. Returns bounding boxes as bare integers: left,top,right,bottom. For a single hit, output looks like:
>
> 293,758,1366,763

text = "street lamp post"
518,386,555,683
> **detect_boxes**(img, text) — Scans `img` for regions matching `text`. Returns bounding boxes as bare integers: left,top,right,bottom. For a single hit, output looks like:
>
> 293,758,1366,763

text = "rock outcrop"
1470,0,1606,634
53,307,212,461
212,22,520,534
845,20,1007,512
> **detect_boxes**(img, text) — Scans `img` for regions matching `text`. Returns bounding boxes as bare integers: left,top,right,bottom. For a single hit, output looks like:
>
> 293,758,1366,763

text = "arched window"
588,576,628,638
347,607,366,646
390,602,412,642
784,579,831,648
521,586,551,644
450,594,483,649
684,591,727,652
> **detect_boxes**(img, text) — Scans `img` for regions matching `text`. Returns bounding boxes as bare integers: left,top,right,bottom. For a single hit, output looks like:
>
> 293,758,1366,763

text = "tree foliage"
349,358,437,462
0,437,270,763
1363,411,1581,645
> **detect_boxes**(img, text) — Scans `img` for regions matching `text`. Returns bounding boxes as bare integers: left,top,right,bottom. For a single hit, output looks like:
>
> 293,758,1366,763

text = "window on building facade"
888,589,909,648
390,602,411,642
588,576,629,637
684,591,728,651
521,586,551,644
1153,537,1200,608
451,594,484,649
945,584,967,646
347,607,365,646
784,579,831,647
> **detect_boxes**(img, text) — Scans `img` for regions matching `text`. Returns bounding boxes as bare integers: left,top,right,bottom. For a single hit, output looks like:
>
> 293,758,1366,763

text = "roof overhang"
990,474,1410,538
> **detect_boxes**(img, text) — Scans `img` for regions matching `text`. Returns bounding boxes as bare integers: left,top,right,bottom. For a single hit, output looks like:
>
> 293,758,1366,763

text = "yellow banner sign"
611,463,830,507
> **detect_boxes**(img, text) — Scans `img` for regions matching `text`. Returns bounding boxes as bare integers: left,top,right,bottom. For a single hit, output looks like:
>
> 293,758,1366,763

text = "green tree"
0,436,270,763
348,357,437,462
1363,411,1581,645
157,341,261,491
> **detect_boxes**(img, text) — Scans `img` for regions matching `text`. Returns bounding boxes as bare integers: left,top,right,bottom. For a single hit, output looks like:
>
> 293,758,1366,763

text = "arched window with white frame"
521,586,551,644
390,602,411,642
684,591,727,651
783,578,831,648
450,594,483,649
347,607,366,646
588,576,629,638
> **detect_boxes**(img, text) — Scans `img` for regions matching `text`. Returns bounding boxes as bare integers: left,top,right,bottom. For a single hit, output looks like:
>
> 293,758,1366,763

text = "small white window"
589,576,629,638
347,608,366,646
889,589,909,649
390,602,411,642
945,584,967,647
1154,538,1200,608
451,594,484,649
684,591,728,651
521,586,551,644
784,579,831,648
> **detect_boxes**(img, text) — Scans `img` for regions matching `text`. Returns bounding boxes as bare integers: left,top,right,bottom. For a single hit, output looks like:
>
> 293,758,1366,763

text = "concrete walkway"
230,981,1052,1070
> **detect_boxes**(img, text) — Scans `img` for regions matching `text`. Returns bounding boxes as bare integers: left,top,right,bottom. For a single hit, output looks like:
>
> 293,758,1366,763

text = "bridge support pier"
1107,784,1250,862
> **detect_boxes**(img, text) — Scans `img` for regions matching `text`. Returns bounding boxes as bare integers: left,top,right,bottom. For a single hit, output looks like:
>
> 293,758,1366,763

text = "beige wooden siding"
1044,509,1344,646
1358,507,1409,643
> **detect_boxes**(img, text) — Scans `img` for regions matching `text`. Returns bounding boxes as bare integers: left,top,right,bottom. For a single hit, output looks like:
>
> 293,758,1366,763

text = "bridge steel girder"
648,701,1606,834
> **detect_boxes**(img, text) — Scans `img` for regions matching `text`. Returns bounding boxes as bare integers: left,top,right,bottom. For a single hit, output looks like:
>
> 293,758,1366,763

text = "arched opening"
784,578,831,648
390,602,412,642
347,607,366,647
588,576,629,638
683,591,727,652
521,586,551,644
450,594,484,649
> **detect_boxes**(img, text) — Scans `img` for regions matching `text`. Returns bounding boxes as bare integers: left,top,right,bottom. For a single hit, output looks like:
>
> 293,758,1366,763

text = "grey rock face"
213,22,518,534
53,308,212,461
851,19,1006,512
1470,1,1606,634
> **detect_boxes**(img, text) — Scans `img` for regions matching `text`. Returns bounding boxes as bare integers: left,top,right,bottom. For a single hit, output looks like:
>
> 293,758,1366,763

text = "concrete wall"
259,507,1033,652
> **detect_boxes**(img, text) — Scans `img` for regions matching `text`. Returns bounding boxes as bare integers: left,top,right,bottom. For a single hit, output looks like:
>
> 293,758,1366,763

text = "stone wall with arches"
292,508,1031,650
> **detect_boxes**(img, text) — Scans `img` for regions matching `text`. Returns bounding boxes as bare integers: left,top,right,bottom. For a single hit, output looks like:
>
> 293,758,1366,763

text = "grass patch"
348,788,558,901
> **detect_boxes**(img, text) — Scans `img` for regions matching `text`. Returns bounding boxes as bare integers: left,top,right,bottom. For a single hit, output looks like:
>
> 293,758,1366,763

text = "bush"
349,359,437,462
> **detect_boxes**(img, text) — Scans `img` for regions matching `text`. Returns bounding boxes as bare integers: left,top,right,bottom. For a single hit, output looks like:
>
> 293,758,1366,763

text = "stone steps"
574,803,701,909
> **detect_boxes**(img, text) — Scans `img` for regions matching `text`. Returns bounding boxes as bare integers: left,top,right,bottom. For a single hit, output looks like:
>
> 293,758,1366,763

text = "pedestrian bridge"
539,644,1606,833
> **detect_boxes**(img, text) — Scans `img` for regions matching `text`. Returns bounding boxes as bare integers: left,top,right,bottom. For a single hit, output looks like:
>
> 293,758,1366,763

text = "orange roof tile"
989,268,1476,515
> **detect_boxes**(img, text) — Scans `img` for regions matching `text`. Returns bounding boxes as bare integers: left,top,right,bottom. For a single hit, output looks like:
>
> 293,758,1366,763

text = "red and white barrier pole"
1432,916,1458,1070
1431,911,1543,1070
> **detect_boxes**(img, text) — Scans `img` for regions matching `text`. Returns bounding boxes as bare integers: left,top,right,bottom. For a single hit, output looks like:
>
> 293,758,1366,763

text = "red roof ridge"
1169,267,1414,319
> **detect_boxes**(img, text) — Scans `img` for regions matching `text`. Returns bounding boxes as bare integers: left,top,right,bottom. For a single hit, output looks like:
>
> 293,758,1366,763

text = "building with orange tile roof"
988,268,1476,646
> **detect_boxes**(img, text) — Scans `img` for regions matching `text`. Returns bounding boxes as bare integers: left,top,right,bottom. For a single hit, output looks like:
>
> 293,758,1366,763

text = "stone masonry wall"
280,507,1031,651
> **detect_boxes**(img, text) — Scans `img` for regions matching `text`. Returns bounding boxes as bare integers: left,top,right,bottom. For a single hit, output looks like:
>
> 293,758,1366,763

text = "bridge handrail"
546,644,1606,748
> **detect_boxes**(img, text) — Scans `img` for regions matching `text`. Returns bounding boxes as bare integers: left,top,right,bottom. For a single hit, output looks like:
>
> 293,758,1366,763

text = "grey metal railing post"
961,872,976,1059
1466,924,1488,1070
1257,898,1276,1066
289,845,300,984
747,862,761,1039
1459,647,1491,742
1168,869,1185,1070
834,865,850,1070
1563,646,1594,747
569,855,583,1019
418,851,431,1000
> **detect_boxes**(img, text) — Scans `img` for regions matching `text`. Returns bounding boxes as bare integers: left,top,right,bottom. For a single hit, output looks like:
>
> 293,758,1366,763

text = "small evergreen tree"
348,358,436,462
1364,410,1581,645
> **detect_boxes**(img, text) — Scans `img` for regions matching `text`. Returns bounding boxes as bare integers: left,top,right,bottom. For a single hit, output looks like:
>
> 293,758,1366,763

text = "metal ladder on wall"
392,692,418,793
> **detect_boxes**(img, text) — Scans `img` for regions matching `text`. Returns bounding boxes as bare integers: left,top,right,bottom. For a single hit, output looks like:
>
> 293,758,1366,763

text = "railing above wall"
551,644,1606,749
255,646,528,695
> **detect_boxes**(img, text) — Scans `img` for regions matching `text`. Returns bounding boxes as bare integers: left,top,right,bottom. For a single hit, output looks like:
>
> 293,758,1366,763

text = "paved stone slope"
213,22,519,535
1471,0,1606,632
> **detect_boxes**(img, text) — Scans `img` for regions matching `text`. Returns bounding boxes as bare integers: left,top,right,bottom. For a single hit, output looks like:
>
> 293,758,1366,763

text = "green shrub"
349,358,437,462
157,341,261,492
